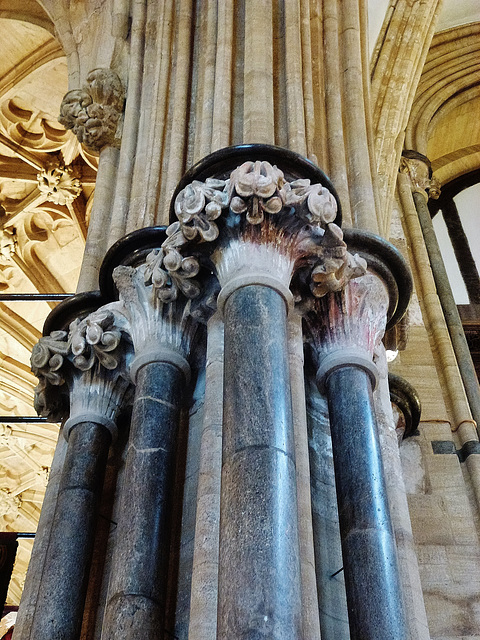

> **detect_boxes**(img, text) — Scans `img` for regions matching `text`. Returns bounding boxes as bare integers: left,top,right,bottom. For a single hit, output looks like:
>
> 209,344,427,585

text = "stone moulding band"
316,347,379,393
130,348,191,385
63,412,117,442
216,272,294,315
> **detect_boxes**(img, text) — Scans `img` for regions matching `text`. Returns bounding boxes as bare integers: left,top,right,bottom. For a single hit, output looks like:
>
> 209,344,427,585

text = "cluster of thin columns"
18,148,414,640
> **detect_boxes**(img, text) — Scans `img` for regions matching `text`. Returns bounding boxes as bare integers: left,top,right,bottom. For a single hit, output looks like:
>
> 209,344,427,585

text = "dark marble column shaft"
217,284,302,640
102,361,183,640
414,190,480,431
441,197,480,304
324,365,408,640
30,421,111,640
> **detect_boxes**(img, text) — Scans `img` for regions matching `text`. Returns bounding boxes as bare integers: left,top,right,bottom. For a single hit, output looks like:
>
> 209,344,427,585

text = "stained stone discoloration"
218,284,302,640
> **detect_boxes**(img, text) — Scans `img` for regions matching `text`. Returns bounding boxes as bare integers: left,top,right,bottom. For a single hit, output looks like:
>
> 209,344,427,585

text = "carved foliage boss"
59,69,125,153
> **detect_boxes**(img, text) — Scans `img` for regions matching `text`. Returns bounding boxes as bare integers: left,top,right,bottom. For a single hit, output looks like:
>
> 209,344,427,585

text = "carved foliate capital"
58,69,125,153
31,329,70,420
303,228,413,391
99,148,369,329
305,274,389,390
31,306,132,430
173,159,338,236
399,151,441,202
37,162,82,205
112,259,201,375
168,152,365,306
305,274,390,359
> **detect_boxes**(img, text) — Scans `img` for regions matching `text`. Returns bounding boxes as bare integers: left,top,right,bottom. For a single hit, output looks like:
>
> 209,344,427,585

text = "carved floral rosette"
37,162,82,206
31,306,132,426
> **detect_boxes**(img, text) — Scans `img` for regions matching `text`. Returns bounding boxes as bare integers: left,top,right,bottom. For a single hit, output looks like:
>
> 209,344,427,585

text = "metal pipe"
0,294,73,301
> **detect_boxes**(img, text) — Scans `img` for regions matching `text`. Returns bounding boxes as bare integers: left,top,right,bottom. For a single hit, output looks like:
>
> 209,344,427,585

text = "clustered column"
166,146,357,639
25,144,416,640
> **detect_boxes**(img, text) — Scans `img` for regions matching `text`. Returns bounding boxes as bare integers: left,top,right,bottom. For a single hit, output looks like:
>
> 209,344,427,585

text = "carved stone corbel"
58,68,125,153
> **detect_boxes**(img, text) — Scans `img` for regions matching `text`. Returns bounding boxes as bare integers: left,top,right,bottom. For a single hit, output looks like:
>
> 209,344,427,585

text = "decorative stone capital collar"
399,150,441,202
99,146,369,318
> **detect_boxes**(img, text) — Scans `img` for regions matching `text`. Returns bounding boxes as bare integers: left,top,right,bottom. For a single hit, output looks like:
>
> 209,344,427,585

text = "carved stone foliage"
37,162,82,206
0,228,16,261
174,160,338,238
304,273,390,363
112,262,202,361
58,68,125,152
143,227,201,303
399,155,441,201
167,159,366,302
31,307,132,422
0,488,21,516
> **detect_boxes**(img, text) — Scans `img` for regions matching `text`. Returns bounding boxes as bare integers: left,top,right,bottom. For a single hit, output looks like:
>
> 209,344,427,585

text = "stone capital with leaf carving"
144,150,368,313
400,152,441,202
111,249,208,383
31,305,133,439
59,68,125,153
303,228,413,392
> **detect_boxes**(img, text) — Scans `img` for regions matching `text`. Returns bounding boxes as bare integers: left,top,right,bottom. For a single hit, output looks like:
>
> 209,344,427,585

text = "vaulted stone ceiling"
0,0,478,612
